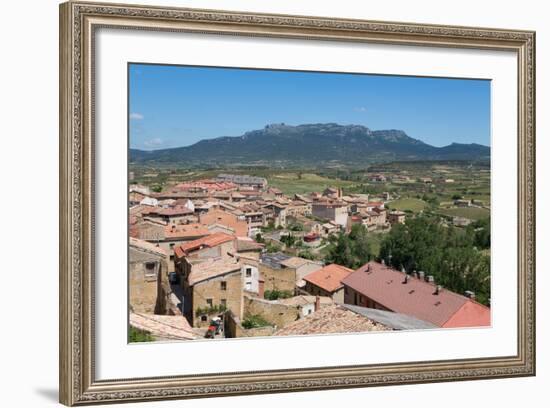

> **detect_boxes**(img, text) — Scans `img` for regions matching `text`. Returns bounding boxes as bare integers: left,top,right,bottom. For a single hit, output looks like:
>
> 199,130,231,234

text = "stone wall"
224,311,276,338
243,295,300,329
259,263,296,293
129,247,169,314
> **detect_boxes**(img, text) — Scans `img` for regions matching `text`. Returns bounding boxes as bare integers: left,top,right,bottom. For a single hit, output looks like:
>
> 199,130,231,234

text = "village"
128,170,491,342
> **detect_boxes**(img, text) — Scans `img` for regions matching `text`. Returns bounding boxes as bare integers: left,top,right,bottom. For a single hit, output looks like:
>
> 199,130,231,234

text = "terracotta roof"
157,205,193,216
279,295,333,307
199,209,248,237
129,237,166,257
280,257,320,269
175,232,235,258
236,238,264,252
188,259,241,286
130,312,199,341
164,223,209,240
274,304,390,336
341,262,490,328
303,264,353,293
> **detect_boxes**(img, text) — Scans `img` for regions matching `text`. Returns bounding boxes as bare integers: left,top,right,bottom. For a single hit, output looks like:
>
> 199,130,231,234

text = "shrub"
264,289,293,300
242,314,271,329
129,326,154,342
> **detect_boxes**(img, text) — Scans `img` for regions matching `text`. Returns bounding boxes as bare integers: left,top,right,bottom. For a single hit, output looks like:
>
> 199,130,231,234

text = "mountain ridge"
130,123,490,166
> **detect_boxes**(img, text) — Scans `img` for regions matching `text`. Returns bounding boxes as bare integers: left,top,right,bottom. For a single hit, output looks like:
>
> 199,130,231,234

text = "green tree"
324,224,373,269
379,216,490,305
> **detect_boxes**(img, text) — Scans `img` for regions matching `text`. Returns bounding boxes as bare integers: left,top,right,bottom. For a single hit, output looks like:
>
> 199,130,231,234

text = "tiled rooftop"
274,304,390,336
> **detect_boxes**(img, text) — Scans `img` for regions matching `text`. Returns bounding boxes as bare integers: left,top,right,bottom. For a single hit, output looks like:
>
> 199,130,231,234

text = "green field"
439,207,490,221
386,198,429,213
266,173,355,195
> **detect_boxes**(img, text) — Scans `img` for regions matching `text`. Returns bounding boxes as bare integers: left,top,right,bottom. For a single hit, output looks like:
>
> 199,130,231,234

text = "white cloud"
130,112,144,120
354,107,368,113
143,138,164,147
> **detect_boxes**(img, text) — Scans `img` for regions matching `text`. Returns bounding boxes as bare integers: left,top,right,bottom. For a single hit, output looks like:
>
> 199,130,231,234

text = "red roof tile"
341,262,490,328
175,232,235,258
303,264,354,293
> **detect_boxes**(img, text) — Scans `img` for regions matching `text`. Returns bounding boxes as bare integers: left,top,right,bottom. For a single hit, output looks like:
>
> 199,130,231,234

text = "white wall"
0,0,547,407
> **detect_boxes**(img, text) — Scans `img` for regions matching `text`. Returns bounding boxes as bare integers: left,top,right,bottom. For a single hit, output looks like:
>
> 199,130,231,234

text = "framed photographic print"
59,1,536,405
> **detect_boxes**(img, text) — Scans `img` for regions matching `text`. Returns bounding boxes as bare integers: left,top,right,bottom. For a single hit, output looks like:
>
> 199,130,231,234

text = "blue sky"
129,63,490,150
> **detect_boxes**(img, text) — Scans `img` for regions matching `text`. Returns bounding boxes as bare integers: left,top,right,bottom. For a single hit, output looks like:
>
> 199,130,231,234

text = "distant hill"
130,123,490,166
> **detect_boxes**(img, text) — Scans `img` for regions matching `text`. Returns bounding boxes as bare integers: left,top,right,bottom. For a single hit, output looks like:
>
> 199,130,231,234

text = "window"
144,262,157,277
206,298,213,306
201,315,207,322
220,299,227,307
220,281,227,291
245,268,252,277
169,243,175,248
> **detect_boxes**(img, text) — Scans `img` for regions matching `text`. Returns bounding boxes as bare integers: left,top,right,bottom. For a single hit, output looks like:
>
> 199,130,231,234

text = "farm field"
386,198,429,213
266,172,355,195
439,207,490,220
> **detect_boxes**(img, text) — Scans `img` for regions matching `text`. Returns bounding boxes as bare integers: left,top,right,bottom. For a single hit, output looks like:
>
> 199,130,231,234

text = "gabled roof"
342,262,490,328
164,223,209,240
236,238,264,252
341,304,436,330
188,259,242,286
130,312,198,340
278,295,333,307
129,237,166,257
303,264,353,293
274,304,389,336
280,256,321,269
260,252,292,269
175,232,235,258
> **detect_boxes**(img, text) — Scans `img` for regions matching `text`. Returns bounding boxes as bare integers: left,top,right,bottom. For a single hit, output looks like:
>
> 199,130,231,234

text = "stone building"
388,210,406,225
259,252,297,293
129,238,171,315
312,200,348,227
181,259,244,328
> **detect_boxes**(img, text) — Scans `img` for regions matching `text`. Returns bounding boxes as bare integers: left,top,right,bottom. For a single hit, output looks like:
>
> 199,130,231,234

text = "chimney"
412,270,418,279
418,271,425,280
381,259,385,265
403,274,410,284
426,275,435,284
465,290,476,300
258,279,265,298
434,285,442,295
401,266,406,274
315,295,321,312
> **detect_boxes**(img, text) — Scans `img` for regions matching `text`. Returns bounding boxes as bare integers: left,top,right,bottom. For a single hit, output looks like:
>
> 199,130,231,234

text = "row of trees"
323,217,491,306
379,216,490,305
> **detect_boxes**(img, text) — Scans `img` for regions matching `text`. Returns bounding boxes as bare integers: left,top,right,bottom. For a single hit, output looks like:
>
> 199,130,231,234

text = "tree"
379,215,491,305
324,224,373,269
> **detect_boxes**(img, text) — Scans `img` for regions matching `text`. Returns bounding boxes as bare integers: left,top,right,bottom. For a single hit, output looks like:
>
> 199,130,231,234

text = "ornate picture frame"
59,1,535,405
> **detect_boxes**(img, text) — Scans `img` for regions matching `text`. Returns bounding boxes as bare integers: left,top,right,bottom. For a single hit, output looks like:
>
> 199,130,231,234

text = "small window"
169,243,175,248
220,281,227,291
144,262,157,277
206,298,213,306
201,315,207,322
245,268,252,277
